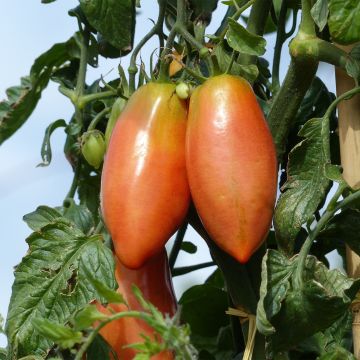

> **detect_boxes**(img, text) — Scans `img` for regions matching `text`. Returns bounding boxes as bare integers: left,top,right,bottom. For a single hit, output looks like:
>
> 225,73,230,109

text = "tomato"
186,74,278,263
97,250,177,359
101,82,190,269
81,130,106,169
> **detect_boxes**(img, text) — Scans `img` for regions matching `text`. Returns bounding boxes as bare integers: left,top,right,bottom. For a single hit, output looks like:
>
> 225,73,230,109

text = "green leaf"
274,117,331,254
32,318,83,349
78,172,101,221
62,199,95,235
181,241,197,254
79,0,136,52
311,0,329,31
23,206,63,231
6,207,116,358
42,0,57,3
37,119,66,167
86,334,113,360
318,208,360,256
318,347,356,359
179,284,229,337
73,304,108,330
256,250,360,352
226,18,266,56
328,0,360,44
213,42,259,83
0,37,79,145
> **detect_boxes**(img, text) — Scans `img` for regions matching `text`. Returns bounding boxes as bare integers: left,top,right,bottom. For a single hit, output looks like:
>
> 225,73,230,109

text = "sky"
0,0,338,349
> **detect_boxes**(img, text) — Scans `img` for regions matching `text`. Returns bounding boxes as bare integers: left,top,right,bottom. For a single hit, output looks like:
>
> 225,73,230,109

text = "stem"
73,29,90,128
169,222,188,270
294,185,360,289
272,0,288,93
64,162,81,201
172,261,216,276
87,107,111,131
74,310,154,360
325,86,360,119
268,58,318,160
128,0,167,93
298,0,316,37
79,90,117,109
218,0,257,40
94,220,104,235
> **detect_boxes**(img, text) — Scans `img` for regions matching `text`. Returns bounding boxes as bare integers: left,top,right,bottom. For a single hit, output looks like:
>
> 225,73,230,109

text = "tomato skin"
97,250,177,359
101,83,190,269
186,74,277,263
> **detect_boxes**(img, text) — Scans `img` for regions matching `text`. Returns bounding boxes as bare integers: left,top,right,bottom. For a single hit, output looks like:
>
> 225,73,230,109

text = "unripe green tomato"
81,130,106,169
175,82,192,100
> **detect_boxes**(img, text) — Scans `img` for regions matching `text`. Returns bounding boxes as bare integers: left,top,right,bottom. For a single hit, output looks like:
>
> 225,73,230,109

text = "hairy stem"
128,0,167,93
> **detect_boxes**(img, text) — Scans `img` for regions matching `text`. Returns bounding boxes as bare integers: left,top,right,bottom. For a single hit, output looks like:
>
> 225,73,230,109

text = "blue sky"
0,0,337,349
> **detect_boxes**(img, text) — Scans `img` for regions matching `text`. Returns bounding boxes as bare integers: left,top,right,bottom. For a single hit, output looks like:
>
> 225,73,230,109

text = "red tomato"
97,250,177,359
101,83,190,269
186,74,278,263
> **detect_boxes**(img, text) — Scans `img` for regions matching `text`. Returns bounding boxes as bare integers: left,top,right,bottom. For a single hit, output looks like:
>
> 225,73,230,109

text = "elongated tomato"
186,74,277,263
97,250,177,359
101,83,190,269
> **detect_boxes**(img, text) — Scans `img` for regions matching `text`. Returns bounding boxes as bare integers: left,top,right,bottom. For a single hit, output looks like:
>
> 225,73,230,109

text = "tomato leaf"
256,250,360,352
23,206,64,231
79,0,136,52
37,119,67,167
274,116,331,254
179,284,229,337
318,347,356,359
86,334,113,360
5,207,116,358
72,304,108,331
0,37,79,145
181,241,197,254
318,209,360,256
311,0,329,32
226,18,266,56
213,42,259,83
328,0,360,45
32,319,83,349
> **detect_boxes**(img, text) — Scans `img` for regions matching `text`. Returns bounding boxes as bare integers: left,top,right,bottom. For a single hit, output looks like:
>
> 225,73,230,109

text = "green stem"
88,107,111,131
325,86,360,119
294,185,360,289
64,162,81,201
172,261,216,277
218,0,256,40
94,220,104,235
73,29,90,127
169,222,188,270
298,0,316,37
79,90,117,109
128,0,167,93
272,0,288,93
268,58,318,160
74,310,155,360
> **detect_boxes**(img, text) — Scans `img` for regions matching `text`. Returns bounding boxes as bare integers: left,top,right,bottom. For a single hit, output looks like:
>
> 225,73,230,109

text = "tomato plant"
1,0,360,359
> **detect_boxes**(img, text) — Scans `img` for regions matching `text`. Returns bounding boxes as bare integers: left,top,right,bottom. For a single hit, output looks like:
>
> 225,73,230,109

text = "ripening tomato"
97,250,177,359
186,74,277,263
101,82,190,269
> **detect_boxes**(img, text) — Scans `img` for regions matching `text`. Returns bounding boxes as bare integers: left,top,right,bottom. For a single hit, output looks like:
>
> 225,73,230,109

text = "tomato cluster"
99,75,277,357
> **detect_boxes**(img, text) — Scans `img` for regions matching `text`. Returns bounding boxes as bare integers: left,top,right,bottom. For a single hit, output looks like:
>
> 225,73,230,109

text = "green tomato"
81,130,106,169
176,82,192,100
